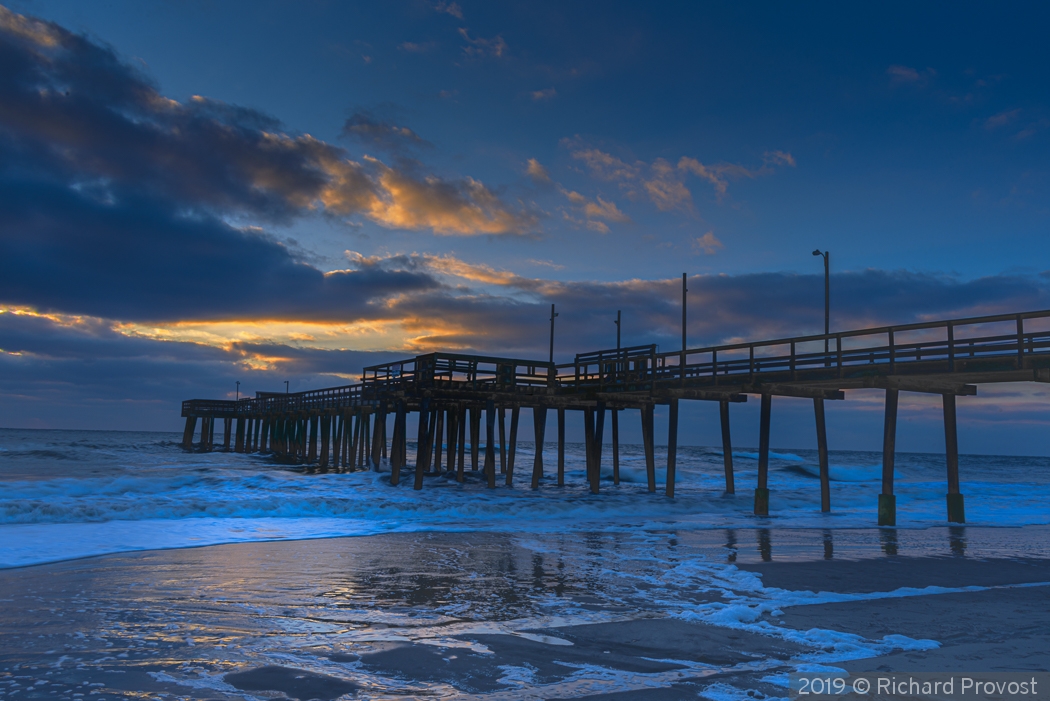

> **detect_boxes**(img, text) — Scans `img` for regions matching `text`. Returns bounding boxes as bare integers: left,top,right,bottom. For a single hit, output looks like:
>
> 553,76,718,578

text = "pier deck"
182,309,1050,525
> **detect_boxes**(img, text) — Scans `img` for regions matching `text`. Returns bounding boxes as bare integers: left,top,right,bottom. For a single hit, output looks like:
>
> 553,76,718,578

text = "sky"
1,0,1050,455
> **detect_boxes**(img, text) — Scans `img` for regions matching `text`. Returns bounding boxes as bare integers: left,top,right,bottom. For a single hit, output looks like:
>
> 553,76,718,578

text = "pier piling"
754,394,771,516
814,397,830,512
879,388,899,526
943,393,965,523
719,400,734,494
666,398,679,498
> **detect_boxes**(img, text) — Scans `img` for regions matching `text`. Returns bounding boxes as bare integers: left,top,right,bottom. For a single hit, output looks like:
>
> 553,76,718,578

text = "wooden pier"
181,309,1050,525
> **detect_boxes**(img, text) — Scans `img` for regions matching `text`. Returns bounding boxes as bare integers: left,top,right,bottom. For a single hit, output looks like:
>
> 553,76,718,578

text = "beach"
1,527,1048,699
1,429,1049,699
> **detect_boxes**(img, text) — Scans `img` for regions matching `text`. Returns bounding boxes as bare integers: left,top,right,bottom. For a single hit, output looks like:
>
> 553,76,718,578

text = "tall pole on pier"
614,310,621,349
236,381,240,401
681,274,687,353
812,249,830,354
549,303,558,363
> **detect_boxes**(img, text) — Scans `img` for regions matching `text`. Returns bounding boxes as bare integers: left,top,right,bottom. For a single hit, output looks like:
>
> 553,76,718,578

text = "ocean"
1,428,1048,699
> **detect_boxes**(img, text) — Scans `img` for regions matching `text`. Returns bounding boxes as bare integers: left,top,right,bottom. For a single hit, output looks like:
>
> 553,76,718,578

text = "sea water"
1,428,1049,698
1,428,1049,569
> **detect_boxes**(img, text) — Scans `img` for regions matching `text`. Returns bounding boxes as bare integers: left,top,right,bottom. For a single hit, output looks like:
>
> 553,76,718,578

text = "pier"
181,309,1050,526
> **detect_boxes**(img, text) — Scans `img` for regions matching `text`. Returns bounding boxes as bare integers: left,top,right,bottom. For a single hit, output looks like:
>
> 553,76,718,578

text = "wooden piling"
879,388,899,526
485,400,497,488
182,416,197,450
235,417,245,453
470,406,481,471
592,402,605,494
371,403,386,470
415,400,430,489
446,406,457,474
504,406,520,485
319,415,331,471
457,404,467,482
666,398,678,498
530,406,548,489
814,397,830,513
943,393,965,523
360,412,371,470
557,408,566,486
308,416,318,463
611,409,620,485
642,405,656,492
433,407,445,474
498,407,507,475
583,407,595,490
391,402,405,485
260,417,270,453
719,400,734,494
755,394,772,516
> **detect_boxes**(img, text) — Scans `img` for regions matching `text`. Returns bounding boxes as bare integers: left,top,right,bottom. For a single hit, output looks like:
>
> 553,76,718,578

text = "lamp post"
548,303,558,364
284,380,289,394
812,249,830,354
236,381,240,401
614,310,621,349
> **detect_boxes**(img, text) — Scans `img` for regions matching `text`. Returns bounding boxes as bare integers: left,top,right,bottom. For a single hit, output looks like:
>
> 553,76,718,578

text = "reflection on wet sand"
0,526,1046,699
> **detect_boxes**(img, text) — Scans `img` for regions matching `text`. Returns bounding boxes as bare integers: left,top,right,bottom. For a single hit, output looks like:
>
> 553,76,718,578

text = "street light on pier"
284,380,289,394
236,381,240,401
614,310,621,349
812,249,830,355
549,303,558,364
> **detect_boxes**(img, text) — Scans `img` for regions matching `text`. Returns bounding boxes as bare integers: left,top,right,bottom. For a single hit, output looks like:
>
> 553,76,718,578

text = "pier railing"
183,309,1050,417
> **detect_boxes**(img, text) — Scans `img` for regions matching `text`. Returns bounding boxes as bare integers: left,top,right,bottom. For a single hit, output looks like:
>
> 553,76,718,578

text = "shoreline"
1,527,1048,698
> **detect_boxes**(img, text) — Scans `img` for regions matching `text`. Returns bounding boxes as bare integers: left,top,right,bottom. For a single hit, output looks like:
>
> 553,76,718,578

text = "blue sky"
1,1,1049,454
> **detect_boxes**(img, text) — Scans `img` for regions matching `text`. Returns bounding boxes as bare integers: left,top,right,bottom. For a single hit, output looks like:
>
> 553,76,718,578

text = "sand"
0,528,1047,699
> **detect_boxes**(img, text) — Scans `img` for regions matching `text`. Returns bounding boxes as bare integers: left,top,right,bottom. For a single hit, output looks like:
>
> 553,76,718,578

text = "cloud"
0,6,530,236
433,1,463,19
525,158,552,185
984,109,1021,130
887,64,936,86
398,41,437,53
559,188,630,231
562,138,794,212
341,109,432,151
458,28,507,58
692,231,724,255
530,88,557,101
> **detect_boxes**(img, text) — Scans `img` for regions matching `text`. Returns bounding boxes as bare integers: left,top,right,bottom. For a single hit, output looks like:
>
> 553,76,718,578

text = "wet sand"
0,528,1047,699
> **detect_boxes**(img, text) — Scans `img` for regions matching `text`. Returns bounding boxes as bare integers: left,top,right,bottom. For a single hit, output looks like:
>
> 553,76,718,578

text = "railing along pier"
181,309,1050,526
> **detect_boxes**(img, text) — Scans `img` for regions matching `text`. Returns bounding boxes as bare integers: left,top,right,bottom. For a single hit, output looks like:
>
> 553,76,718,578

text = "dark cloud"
0,6,532,233
341,109,432,153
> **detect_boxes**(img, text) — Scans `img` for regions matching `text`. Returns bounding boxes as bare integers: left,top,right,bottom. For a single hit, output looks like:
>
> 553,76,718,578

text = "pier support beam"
879,388,899,526
414,400,430,489
485,400,497,488
372,404,386,471
666,398,679,498
235,418,245,453
583,408,595,491
432,407,444,475
446,406,457,475
391,402,405,485
719,400,734,494
505,406,520,486
308,416,317,464
557,408,566,486
611,409,620,485
754,394,772,516
182,416,197,450
457,404,467,482
260,417,270,454
814,397,831,513
319,415,331,471
592,402,605,494
642,405,656,493
498,407,507,474
470,406,481,472
943,394,965,523
532,407,547,489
